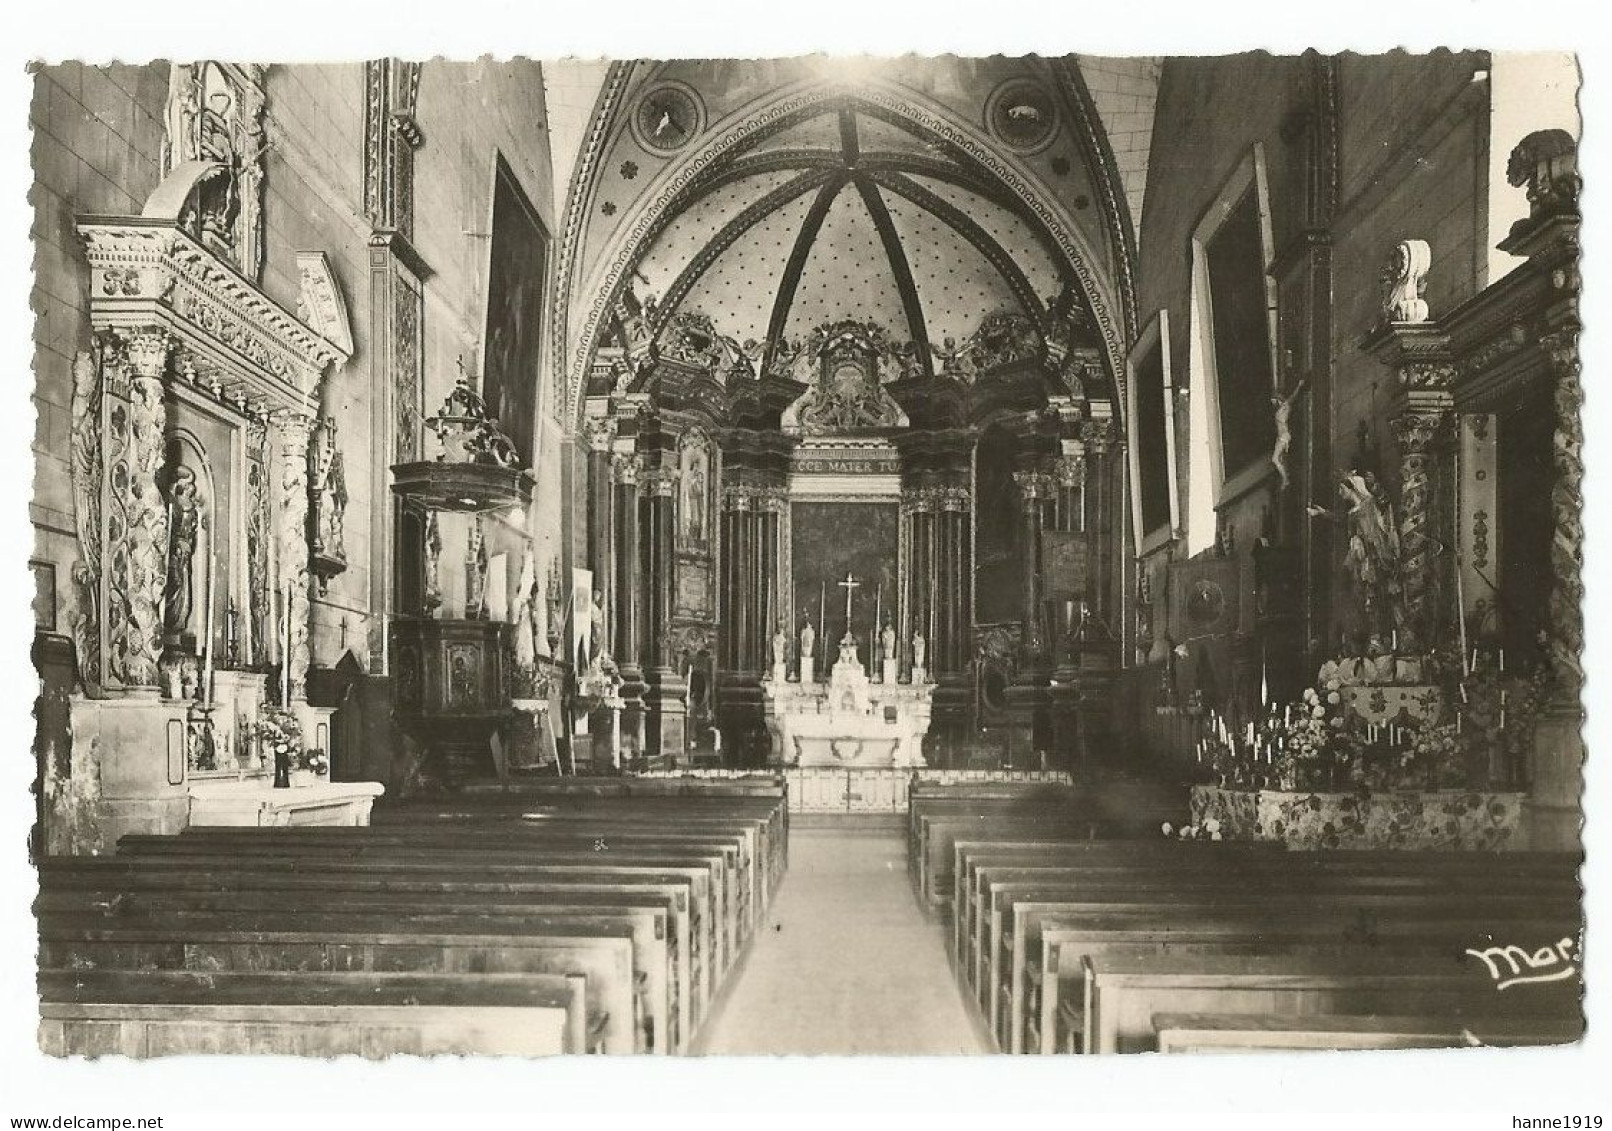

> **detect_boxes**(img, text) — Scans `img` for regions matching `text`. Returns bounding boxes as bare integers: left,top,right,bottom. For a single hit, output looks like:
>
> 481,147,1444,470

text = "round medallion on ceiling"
632,81,705,156
985,78,1058,155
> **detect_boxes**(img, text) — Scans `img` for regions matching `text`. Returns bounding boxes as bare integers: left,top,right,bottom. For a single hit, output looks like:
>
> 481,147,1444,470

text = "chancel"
25,51,1586,1062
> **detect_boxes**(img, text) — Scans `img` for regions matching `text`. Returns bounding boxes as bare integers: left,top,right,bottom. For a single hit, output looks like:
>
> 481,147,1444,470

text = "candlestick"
819,581,826,645
1455,553,1470,676
201,517,215,708
282,579,292,709
874,584,883,662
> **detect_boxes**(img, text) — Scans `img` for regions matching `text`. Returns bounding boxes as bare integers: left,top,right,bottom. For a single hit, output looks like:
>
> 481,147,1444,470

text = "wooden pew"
41,878,683,1055
101,845,729,999
39,968,594,1057
40,915,642,1055
165,823,763,947
1151,1011,1585,1052
994,881,1578,1054
40,859,707,1045
977,858,1578,1021
1082,951,1582,1054
1035,911,1584,1055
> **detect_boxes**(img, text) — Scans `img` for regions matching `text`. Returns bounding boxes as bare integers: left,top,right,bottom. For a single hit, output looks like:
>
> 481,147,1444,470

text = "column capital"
121,327,174,381
1054,454,1087,488
642,467,678,498
1012,469,1054,502
1389,409,1452,455
583,409,618,452
1079,417,1116,455
611,451,644,486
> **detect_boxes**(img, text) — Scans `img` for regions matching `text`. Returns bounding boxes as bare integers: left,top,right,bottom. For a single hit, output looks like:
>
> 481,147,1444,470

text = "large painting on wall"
1204,185,1276,484
481,153,548,468
791,502,898,646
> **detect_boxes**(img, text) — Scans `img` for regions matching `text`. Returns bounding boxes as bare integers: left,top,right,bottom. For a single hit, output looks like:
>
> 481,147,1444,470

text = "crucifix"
837,570,861,641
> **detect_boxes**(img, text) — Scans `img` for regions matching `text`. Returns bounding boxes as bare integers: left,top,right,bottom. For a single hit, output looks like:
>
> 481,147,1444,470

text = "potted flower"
258,708,303,790
295,747,330,787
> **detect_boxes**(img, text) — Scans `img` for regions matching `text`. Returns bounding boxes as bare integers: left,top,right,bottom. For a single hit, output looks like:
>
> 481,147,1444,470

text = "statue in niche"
163,465,201,641
799,615,815,661
423,511,443,614
1308,470,1403,653
681,441,708,543
881,619,897,665
911,630,927,673
1268,378,1308,493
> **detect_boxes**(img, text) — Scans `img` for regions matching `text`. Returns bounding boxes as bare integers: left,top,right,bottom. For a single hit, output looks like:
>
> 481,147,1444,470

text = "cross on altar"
837,571,861,636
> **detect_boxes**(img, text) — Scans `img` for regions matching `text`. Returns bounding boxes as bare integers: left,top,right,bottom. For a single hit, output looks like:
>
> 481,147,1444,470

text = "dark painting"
1206,187,1275,479
482,154,547,467
974,426,1025,624
791,502,899,645
1134,334,1171,534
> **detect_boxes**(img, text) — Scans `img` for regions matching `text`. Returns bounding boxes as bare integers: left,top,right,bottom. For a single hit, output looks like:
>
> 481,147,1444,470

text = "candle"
1391,629,1398,653
1499,648,1506,674
1455,553,1470,675
201,518,215,708
282,579,292,708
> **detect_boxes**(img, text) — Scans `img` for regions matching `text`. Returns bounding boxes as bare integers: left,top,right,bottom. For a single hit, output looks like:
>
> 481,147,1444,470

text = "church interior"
27,52,1586,1058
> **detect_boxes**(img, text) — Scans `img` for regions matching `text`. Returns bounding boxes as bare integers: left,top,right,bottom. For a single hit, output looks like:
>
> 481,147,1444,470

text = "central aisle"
694,825,988,1055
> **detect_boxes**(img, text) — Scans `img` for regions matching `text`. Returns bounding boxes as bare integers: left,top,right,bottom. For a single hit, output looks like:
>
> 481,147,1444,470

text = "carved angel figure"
1308,470,1402,651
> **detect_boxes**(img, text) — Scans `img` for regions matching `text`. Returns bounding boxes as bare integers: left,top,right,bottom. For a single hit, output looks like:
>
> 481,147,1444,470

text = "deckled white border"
2,1,1605,1123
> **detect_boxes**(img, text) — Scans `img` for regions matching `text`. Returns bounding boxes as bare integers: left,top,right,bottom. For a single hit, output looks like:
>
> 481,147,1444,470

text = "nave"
693,824,987,1056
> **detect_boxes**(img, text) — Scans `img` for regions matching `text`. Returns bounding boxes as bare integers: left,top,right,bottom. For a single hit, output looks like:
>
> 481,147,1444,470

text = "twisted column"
1542,328,1584,695
1390,409,1451,652
106,329,173,689
275,408,317,700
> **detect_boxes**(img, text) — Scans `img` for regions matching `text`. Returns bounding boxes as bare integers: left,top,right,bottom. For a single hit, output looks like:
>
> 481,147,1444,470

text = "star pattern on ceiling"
621,104,1092,382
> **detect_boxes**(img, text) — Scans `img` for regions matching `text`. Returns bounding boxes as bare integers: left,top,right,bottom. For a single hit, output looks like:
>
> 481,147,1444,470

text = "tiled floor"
693,827,987,1055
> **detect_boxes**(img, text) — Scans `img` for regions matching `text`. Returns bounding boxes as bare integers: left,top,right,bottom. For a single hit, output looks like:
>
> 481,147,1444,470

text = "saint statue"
685,457,707,542
1269,378,1308,492
799,614,815,659
512,544,537,672
881,619,897,664
588,589,608,667
771,620,789,668
163,465,201,640
911,630,927,672
1308,470,1402,651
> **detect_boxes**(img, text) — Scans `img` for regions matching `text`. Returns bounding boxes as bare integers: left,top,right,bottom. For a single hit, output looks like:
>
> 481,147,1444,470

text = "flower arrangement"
1161,818,1224,841
255,708,303,777
300,747,330,777
1195,642,1551,795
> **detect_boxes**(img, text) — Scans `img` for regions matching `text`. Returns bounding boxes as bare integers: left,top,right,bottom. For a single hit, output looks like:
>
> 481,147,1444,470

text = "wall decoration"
1169,557,1241,642
481,153,548,467
986,78,1058,155
160,62,268,282
632,82,704,156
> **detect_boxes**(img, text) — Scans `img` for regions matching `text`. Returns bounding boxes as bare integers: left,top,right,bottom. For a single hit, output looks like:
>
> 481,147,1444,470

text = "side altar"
762,628,934,767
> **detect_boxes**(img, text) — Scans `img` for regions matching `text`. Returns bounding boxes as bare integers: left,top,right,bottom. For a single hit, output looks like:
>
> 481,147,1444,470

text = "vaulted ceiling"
550,57,1156,422
628,105,1070,377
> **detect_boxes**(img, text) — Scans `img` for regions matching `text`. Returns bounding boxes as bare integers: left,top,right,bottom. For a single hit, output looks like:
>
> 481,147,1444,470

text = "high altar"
763,607,935,768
